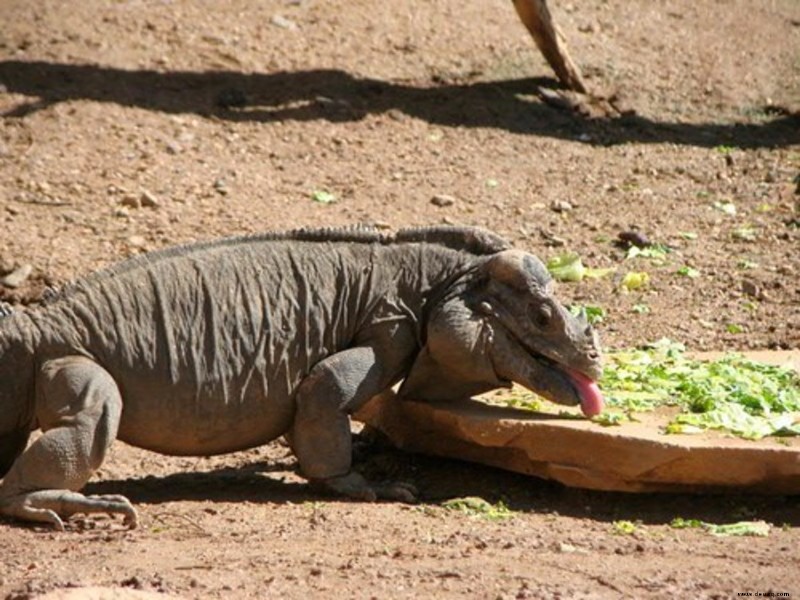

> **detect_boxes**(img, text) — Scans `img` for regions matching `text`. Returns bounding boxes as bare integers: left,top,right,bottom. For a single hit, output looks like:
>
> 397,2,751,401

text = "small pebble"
213,179,229,196
127,235,147,249
431,194,455,207
120,195,141,209
1,264,33,288
741,279,761,299
270,14,298,30
550,199,573,213
617,230,650,248
140,190,160,208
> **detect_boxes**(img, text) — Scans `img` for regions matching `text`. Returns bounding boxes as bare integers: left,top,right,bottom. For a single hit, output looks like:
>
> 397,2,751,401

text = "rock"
213,178,229,196
431,194,456,207
127,235,147,249
617,230,650,248
356,351,800,495
270,14,298,30
1,264,33,288
140,190,160,208
120,194,141,209
165,140,182,154
549,199,573,213
742,279,761,298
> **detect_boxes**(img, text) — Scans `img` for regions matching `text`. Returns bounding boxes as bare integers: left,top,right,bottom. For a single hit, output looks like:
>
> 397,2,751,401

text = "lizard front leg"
0,356,137,530
290,345,416,502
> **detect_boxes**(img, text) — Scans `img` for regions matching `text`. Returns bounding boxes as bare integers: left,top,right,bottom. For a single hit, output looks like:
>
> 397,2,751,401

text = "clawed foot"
0,490,139,531
314,471,418,503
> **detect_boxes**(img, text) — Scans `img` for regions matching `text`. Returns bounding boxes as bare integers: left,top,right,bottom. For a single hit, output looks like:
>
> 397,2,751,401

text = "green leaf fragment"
612,520,638,535
631,303,650,314
705,521,771,537
311,190,337,204
679,232,698,240
570,304,606,325
670,517,705,529
676,266,700,278
626,244,670,261
442,497,514,520
621,271,649,291
601,339,800,440
546,253,613,282
592,411,625,426
714,145,737,155
669,518,770,537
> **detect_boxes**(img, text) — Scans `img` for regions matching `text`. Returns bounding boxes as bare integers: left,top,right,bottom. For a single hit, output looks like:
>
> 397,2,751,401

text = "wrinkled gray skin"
0,226,601,530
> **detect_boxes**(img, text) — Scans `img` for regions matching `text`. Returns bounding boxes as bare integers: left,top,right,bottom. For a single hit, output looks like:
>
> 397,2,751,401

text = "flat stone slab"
357,351,800,494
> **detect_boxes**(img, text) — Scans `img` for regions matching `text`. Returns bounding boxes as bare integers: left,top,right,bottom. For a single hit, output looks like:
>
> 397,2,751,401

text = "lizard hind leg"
0,356,137,530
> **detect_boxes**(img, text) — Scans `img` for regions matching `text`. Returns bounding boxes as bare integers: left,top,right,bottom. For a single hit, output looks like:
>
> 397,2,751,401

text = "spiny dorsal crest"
44,225,511,302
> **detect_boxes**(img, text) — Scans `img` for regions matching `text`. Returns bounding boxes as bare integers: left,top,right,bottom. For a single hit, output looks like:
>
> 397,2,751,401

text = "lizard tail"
0,428,29,478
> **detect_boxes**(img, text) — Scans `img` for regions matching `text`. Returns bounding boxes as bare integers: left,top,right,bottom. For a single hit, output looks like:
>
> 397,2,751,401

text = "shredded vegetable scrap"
601,339,800,439
493,339,800,440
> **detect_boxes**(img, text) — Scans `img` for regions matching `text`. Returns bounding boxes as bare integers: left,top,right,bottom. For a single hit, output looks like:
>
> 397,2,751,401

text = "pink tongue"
567,369,605,417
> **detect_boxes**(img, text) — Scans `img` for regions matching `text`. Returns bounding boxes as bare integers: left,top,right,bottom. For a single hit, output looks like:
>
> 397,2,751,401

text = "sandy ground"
1,0,799,598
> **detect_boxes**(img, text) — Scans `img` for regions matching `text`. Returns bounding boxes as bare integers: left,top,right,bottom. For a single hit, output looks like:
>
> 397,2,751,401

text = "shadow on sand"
1,60,797,149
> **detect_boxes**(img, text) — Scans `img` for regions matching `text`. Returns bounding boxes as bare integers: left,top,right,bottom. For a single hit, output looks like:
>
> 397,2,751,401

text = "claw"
315,471,417,503
373,481,418,503
0,490,138,530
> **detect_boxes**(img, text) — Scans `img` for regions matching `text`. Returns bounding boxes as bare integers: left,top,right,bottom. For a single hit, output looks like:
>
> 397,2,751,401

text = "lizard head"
399,249,604,417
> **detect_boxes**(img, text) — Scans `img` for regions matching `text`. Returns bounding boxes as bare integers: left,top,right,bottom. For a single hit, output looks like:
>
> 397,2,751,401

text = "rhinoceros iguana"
0,225,603,530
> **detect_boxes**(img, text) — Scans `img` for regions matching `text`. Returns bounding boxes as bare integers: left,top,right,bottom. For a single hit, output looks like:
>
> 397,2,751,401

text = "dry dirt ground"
1,0,799,598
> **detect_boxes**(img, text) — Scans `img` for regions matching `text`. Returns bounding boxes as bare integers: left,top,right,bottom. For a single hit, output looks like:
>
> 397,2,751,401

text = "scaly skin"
0,226,602,529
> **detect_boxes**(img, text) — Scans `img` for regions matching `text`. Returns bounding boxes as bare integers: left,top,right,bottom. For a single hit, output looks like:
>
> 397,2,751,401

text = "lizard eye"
530,303,553,329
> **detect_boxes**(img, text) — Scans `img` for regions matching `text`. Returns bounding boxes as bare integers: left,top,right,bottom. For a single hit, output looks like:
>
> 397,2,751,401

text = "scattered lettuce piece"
679,232,698,240
626,244,670,262
612,520,638,535
547,253,613,282
311,190,337,204
442,497,514,520
670,517,704,529
670,518,770,537
601,339,800,439
621,271,650,291
592,412,625,426
631,303,651,314
713,200,737,216
731,226,758,241
570,304,606,325
676,266,700,278
706,521,771,537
